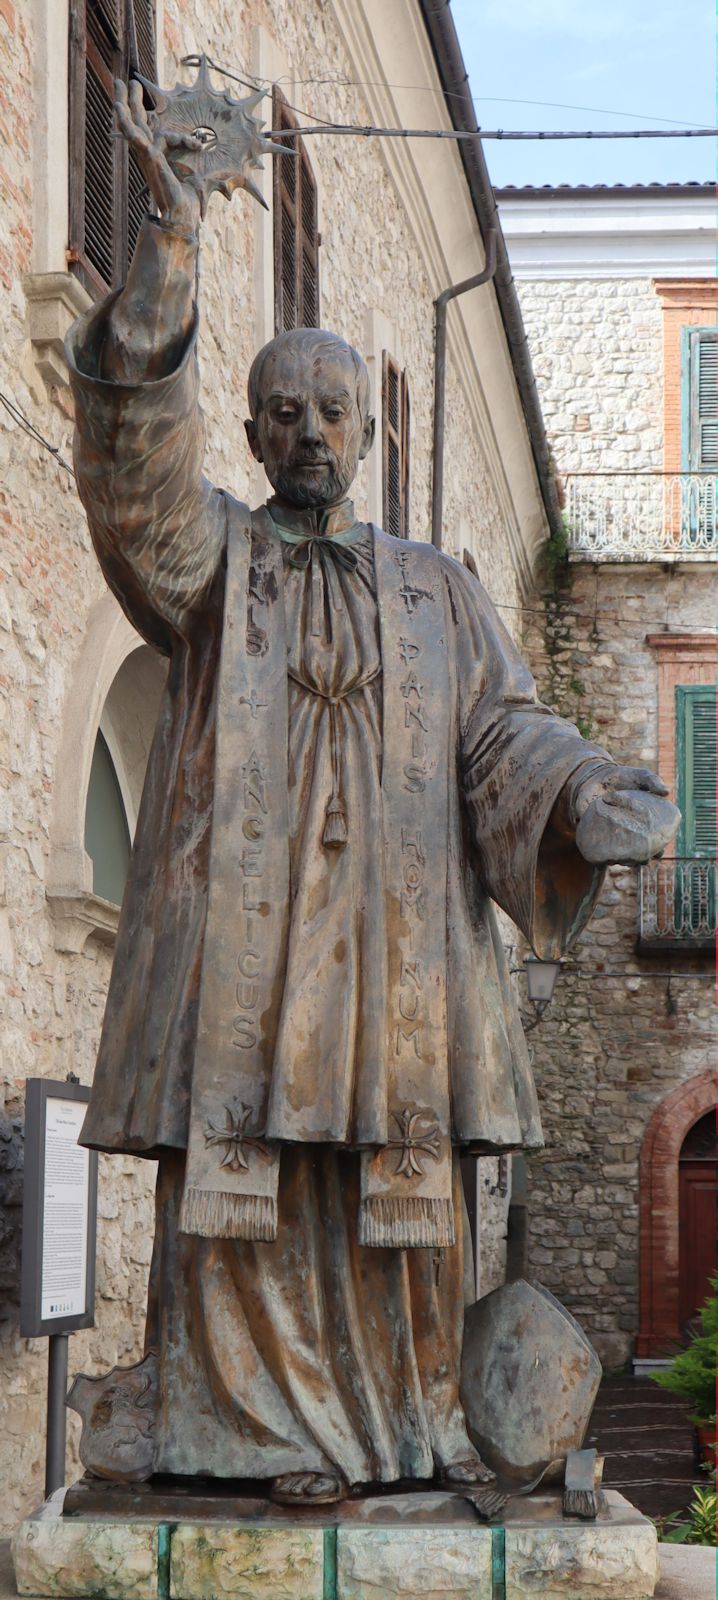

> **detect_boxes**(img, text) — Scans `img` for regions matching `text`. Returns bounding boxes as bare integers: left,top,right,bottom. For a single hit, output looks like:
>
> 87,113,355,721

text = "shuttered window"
272,87,320,334
687,330,718,470
69,0,157,299
382,352,411,539
676,684,717,856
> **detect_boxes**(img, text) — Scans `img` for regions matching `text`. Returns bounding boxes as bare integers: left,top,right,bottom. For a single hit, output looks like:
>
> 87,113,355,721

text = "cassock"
66,299,609,1485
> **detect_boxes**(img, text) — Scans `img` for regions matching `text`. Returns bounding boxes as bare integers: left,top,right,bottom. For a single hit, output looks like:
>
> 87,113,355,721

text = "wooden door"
679,1158,718,1331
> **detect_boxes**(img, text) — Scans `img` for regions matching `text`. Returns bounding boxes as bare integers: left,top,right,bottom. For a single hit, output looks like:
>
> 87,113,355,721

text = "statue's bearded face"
245,334,375,510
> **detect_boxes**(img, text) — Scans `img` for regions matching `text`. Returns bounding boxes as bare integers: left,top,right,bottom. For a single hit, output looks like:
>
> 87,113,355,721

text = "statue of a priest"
65,81,677,1505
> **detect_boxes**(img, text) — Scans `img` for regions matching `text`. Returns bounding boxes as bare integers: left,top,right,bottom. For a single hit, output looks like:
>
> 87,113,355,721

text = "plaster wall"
0,0,541,1527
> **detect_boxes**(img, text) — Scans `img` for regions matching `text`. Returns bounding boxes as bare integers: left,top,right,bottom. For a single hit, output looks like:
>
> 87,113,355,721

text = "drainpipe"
431,228,497,549
418,0,564,543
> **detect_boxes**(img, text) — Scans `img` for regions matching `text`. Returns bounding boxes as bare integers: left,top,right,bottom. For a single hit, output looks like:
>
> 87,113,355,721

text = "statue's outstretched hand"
114,79,202,233
572,763,680,866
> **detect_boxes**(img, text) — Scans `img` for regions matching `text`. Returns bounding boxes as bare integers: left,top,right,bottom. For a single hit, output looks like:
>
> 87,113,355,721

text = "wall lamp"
522,956,562,1030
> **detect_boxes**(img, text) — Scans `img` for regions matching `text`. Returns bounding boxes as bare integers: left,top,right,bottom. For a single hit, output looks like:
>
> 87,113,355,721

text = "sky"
450,0,717,189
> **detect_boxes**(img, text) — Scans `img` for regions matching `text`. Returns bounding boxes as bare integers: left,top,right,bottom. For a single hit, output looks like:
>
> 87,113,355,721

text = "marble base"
12,1486,658,1600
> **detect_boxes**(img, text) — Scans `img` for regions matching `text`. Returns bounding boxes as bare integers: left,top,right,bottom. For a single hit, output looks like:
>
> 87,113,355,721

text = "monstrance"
136,54,294,215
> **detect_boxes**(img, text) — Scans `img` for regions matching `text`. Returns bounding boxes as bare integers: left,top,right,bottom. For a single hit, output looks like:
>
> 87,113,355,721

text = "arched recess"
47,591,166,950
637,1071,718,1357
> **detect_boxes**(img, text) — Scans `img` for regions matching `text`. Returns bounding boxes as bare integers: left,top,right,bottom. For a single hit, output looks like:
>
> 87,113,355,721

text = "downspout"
432,228,497,549
418,0,563,541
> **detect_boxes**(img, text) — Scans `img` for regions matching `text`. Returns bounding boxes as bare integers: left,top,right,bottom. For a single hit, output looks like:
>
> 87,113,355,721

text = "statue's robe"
67,305,608,1484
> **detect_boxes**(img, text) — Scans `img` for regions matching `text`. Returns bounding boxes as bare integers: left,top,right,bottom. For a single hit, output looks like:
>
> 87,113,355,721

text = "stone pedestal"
12,1485,658,1600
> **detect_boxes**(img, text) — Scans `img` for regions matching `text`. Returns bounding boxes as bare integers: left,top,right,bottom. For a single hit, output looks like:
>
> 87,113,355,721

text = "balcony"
565,473,717,562
639,857,716,951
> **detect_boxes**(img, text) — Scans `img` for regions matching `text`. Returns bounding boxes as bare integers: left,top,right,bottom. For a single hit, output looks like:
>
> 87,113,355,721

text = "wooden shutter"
676,684,717,857
273,87,320,333
126,0,156,269
382,352,411,539
69,0,156,299
688,331,718,470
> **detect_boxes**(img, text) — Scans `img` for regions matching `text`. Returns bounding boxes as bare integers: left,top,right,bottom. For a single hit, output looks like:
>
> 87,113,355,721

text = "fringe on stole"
358,1196,455,1250
179,1188,278,1242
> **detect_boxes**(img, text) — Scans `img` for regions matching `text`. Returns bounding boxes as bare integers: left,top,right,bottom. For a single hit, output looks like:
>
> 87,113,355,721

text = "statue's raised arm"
65,63,283,652
102,78,203,385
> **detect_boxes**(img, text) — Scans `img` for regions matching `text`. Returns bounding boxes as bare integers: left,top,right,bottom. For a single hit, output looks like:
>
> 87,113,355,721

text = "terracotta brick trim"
637,1071,718,1357
646,632,717,805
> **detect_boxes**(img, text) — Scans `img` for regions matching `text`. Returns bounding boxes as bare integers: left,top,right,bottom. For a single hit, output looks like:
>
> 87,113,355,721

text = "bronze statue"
65,73,678,1507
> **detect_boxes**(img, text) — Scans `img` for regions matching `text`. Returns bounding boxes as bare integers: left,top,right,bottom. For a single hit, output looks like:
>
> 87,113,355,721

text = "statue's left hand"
572,763,680,866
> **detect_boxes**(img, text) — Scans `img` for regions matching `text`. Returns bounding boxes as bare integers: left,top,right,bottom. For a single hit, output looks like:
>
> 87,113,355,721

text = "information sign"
21,1080,98,1338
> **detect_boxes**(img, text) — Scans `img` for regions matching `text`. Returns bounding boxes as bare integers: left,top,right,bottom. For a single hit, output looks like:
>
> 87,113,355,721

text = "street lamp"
523,956,562,1029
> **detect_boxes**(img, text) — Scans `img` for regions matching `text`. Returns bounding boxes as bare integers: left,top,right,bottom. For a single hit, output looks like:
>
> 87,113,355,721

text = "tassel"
179,1188,278,1241
323,796,348,848
563,1488,603,1520
359,1196,455,1249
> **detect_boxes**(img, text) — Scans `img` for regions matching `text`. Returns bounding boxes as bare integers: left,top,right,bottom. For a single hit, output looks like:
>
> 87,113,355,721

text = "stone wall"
517,277,664,474
521,526,715,1370
510,263,716,1365
0,0,534,1527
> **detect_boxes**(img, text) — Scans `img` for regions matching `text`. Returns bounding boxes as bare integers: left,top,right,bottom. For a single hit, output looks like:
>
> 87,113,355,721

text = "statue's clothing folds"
66,298,610,1482
67,309,606,1169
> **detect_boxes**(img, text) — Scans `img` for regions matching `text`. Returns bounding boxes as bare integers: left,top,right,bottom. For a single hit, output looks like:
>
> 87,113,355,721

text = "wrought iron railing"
565,473,717,560
639,857,717,947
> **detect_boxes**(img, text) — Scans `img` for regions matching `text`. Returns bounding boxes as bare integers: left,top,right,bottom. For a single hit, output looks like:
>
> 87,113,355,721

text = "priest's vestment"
67,304,607,1482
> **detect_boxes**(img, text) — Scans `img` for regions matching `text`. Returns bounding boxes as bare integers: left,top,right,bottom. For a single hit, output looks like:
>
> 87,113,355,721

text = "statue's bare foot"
440,1452,496,1487
271,1471,348,1506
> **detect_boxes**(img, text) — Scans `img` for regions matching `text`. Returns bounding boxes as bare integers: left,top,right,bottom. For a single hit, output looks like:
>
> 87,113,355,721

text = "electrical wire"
268,124,718,143
0,391,75,478
181,55,713,133
178,56,718,143
0,398,711,634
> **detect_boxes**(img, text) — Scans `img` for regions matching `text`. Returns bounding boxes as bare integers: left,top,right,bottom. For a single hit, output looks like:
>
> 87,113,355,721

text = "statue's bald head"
245,327,375,510
247,328,371,424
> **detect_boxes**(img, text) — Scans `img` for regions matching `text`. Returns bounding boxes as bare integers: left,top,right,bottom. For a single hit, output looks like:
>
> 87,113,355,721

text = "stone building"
498,182,717,1369
0,0,559,1526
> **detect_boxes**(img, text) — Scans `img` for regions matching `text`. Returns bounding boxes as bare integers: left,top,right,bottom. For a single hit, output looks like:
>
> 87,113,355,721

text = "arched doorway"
679,1111,718,1334
637,1073,718,1357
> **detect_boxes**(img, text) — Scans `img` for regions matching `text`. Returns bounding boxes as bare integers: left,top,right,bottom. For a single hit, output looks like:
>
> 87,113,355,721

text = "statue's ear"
359,414,376,460
244,417,263,462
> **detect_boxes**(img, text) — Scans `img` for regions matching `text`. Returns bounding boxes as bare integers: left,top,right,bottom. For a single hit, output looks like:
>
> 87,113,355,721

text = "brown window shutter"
382,352,411,538
273,86,320,333
69,0,157,300
126,0,157,271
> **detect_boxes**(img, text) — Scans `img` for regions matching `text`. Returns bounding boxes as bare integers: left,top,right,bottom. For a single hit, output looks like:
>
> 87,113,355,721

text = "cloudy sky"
451,0,716,188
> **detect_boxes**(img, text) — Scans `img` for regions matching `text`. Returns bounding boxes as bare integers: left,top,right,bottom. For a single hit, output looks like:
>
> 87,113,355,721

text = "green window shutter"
676,684,717,857
688,330,718,470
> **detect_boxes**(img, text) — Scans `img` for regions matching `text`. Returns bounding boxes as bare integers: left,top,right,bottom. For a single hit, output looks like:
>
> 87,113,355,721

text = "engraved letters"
233,745,271,1050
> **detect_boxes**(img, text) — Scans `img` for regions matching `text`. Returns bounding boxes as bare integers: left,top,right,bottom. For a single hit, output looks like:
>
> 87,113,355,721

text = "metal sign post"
20,1079,98,1497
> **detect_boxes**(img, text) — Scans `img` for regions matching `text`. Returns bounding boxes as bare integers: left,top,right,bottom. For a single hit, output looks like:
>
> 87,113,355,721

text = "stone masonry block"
12,1500,158,1599
170,1524,324,1600
336,1525,493,1599
505,1498,658,1600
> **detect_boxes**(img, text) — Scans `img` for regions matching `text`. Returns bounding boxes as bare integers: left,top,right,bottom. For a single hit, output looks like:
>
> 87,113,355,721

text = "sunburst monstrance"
136,54,293,215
